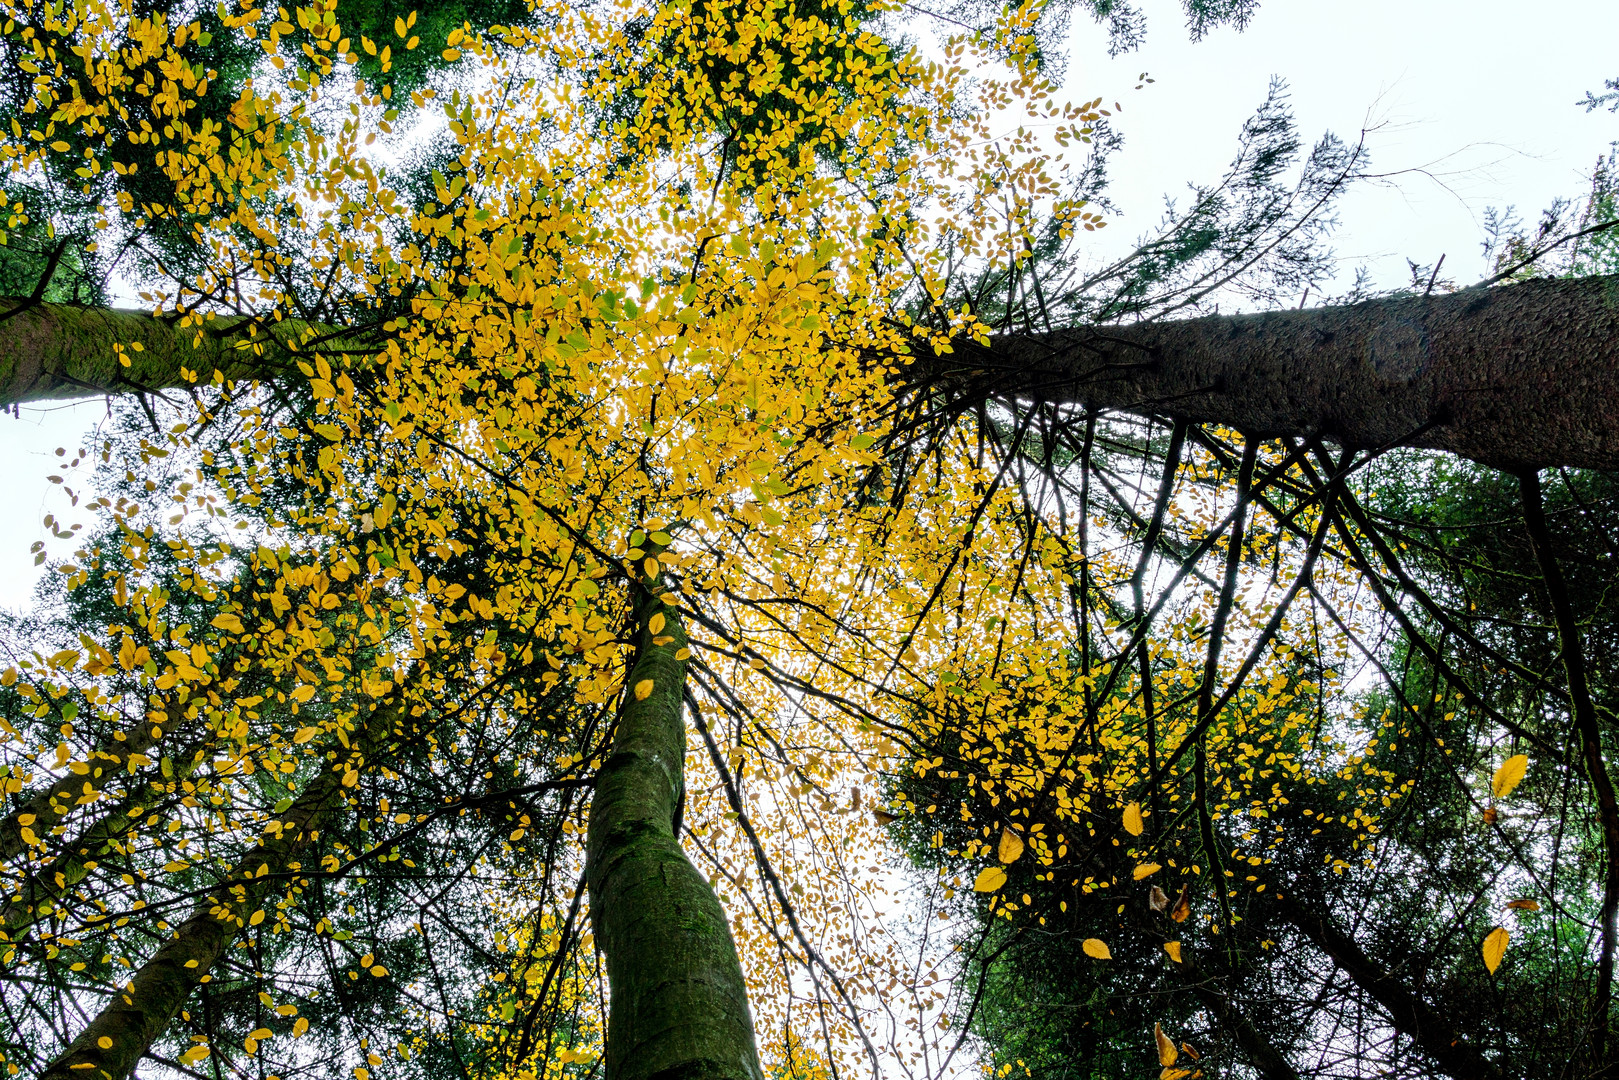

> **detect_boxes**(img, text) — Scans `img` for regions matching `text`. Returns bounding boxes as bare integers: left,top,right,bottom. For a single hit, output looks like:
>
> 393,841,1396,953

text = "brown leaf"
1482,806,1499,825
1149,885,1170,912
872,809,898,827
1506,898,1541,911
1170,884,1192,923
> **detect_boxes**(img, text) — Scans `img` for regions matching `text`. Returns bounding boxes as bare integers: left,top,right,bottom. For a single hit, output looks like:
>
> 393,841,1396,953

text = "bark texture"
0,299,330,404
585,556,763,1080
947,274,1619,471
37,705,390,1080
1273,892,1503,1080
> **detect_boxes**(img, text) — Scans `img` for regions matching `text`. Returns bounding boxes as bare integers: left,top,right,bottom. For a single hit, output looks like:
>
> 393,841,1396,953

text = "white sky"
2,0,1616,612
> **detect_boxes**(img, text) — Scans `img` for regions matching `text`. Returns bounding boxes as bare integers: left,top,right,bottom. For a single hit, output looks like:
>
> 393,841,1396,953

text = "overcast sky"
2,0,1616,612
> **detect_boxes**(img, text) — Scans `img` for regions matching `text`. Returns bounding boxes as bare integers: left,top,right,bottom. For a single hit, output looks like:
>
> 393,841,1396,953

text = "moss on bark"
585,551,763,1080
0,301,346,405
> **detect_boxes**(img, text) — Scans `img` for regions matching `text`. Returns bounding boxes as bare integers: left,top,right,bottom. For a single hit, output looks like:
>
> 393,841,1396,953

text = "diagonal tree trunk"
1271,891,1504,1080
0,300,339,405
585,547,763,1080
3,746,207,937
0,704,181,865
37,703,393,1080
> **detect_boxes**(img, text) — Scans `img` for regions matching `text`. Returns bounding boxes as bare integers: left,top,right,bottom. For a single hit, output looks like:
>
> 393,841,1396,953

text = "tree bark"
0,299,327,404
7,275,1619,470
585,550,763,1080
1272,892,1504,1080
37,703,392,1080
944,274,1619,471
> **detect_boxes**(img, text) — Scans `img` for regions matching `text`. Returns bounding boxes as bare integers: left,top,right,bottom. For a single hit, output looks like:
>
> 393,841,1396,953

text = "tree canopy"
0,1,1615,1080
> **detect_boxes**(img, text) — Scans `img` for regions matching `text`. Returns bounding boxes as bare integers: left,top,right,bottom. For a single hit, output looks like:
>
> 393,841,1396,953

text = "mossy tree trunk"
585,547,763,1080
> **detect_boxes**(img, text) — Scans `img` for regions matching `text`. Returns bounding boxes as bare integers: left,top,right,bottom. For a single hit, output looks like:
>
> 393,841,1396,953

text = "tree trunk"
0,300,328,404
944,274,1619,471
4,747,206,936
0,705,177,864
1272,892,1503,1080
6,275,1619,470
37,704,392,1080
585,551,763,1080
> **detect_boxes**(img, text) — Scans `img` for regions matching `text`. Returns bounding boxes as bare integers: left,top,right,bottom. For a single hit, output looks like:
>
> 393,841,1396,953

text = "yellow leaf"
293,726,319,744
1506,898,1541,911
1482,926,1509,973
997,828,1024,864
98,1037,113,1050
1163,941,1182,963
634,679,655,701
643,556,661,579
1133,862,1163,880
291,684,316,703
249,910,265,926
375,492,397,527
1082,938,1112,960
649,613,666,634
293,1018,309,1037
210,613,244,633
371,965,388,977
1123,802,1144,837
1492,754,1528,798
972,866,1007,892
1155,1022,1178,1066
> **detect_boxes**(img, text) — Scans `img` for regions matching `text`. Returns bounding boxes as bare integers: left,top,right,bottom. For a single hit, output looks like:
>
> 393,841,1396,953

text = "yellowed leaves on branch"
1123,802,1145,837
1133,862,1162,880
1162,941,1182,963
997,828,1024,864
633,679,655,701
1081,938,1111,960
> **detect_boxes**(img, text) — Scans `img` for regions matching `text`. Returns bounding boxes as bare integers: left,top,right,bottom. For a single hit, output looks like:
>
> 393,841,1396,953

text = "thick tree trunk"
37,704,391,1080
945,274,1619,471
6,275,1619,470
1272,892,1503,1080
0,300,327,404
585,552,763,1080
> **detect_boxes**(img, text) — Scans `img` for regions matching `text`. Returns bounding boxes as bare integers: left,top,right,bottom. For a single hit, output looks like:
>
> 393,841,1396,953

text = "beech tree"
0,1,1615,1080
